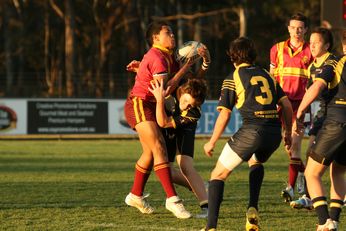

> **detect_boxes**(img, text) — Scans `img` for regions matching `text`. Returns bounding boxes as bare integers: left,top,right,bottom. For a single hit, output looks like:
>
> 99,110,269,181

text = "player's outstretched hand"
204,141,215,157
197,45,210,65
126,60,140,73
148,79,170,101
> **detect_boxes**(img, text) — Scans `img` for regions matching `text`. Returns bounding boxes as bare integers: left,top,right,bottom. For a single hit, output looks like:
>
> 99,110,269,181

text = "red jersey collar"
285,39,306,57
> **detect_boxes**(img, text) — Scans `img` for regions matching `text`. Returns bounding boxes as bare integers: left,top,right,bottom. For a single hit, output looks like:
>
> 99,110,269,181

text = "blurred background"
0,0,344,100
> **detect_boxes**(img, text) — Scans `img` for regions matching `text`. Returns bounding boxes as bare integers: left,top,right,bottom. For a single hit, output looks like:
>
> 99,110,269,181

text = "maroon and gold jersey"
270,39,313,101
217,63,287,127
130,45,179,101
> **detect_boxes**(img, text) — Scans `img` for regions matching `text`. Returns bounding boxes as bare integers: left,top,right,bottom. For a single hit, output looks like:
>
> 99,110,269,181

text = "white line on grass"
85,222,189,230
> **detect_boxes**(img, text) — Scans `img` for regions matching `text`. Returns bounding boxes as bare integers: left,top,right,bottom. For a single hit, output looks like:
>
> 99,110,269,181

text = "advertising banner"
0,99,272,136
197,101,242,135
27,100,108,134
0,99,27,135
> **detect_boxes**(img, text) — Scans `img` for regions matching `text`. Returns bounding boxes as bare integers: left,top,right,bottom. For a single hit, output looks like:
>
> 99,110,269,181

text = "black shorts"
163,126,196,162
308,114,325,136
228,125,282,163
310,119,346,166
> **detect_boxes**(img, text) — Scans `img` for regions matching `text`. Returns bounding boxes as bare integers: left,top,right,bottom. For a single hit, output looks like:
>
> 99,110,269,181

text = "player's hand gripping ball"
175,41,204,65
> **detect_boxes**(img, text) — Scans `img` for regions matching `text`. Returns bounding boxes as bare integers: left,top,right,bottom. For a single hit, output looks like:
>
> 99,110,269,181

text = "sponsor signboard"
27,100,108,134
2,99,320,136
0,99,27,135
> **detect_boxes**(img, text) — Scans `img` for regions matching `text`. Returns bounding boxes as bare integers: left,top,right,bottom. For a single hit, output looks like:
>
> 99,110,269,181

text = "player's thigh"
228,126,259,160
136,121,166,155
256,132,282,163
176,127,195,158
215,143,243,177
230,126,280,162
124,97,156,129
211,161,235,181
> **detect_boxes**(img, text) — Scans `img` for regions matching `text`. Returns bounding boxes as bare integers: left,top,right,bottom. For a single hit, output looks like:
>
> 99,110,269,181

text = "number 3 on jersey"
250,76,273,105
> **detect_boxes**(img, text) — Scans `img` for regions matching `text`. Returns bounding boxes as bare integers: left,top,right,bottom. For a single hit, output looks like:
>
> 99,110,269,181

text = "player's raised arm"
195,45,211,78
148,79,173,128
165,59,193,95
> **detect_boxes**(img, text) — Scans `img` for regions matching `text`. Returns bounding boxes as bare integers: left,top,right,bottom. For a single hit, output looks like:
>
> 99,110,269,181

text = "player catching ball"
127,39,211,218
124,20,193,219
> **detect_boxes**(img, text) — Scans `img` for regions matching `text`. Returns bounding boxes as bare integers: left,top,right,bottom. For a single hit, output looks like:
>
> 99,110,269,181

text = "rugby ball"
175,41,203,64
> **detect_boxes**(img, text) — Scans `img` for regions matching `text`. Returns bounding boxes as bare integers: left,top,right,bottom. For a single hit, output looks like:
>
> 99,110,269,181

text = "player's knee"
248,157,261,167
152,139,166,155
305,167,323,180
210,168,229,181
179,165,195,177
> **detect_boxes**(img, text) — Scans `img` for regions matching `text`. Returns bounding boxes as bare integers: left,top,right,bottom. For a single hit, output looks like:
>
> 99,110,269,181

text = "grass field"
0,139,344,231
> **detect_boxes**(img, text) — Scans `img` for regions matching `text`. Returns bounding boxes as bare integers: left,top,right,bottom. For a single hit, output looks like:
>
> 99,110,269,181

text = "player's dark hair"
145,21,169,47
288,12,309,28
311,27,334,52
180,78,208,106
227,37,257,65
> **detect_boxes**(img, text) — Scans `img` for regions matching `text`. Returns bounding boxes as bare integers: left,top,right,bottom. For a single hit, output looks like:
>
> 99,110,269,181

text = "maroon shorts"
278,99,301,124
124,97,156,129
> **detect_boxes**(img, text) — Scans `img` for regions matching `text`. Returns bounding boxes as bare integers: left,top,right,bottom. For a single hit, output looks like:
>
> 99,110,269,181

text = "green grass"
0,139,344,231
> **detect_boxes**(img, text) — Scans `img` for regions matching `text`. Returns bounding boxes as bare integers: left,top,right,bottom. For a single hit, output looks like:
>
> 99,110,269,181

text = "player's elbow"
157,120,166,128
157,119,172,128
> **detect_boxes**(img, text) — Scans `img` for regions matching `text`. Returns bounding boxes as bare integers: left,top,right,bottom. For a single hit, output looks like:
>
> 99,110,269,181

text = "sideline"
0,134,215,140
0,134,138,140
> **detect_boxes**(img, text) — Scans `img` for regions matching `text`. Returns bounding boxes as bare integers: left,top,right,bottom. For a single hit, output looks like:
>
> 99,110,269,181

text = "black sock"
248,164,264,210
206,179,224,230
329,199,344,222
200,201,208,209
312,196,329,225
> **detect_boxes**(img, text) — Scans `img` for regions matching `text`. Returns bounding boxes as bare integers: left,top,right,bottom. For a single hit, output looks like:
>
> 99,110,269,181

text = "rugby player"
124,20,192,219
149,77,209,218
270,13,314,202
295,52,346,231
201,37,293,231
290,28,339,211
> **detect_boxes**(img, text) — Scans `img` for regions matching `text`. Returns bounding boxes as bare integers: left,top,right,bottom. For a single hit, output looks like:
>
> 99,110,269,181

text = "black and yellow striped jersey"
217,63,287,126
328,55,346,122
308,52,339,107
164,95,201,129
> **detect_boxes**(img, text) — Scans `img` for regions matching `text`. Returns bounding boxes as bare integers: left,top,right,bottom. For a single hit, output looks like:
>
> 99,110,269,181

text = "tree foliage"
0,0,320,99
